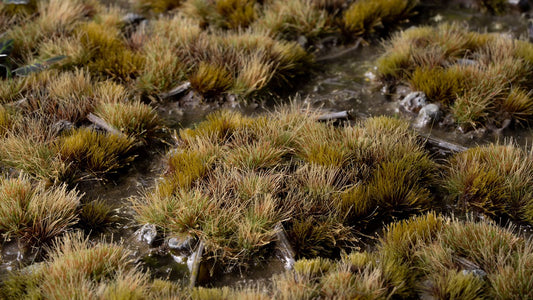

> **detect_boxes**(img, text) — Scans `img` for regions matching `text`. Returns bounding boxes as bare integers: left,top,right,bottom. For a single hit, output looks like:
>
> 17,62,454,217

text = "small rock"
465,127,488,139
297,35,308,48
52,120,73,135
168,235,194,251
381,85,390,95
122,13,145,25
393,84,412,102
462,268,487,278
439,113,455,128
400,91,427,113
456,58,477,66
136,224,157,246
415,104,441,128
364,70,376,82
21,262,44,275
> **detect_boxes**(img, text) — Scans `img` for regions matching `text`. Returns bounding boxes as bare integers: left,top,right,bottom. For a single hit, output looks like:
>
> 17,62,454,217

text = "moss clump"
133,106,436,266
376,23,533,130
0,176,80,245
444,143,533,224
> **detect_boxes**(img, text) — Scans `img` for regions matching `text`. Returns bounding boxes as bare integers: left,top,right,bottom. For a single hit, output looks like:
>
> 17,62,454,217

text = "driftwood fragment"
87,113,124,136
275,223,296,270
419,133,468,153
317,110,353,122
159,81,191,99
188,240,204,288
316,38,362,63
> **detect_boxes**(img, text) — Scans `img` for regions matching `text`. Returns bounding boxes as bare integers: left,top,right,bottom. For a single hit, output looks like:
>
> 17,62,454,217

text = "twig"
419,133,468,153
87,113,124,136
159,81,191,99
275,223,296,270
189,240,204,288
316,38,362,63
317,110,352,122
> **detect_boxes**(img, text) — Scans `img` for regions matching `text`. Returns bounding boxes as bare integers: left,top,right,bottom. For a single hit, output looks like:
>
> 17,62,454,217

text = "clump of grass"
0,73,148,183
136,37,188,95
23,69,96,123
0,77,26,103
501,88,533,125
58,128,137,178
189,62,234,98
343,0,419,37
191,286,269,299
94,100,163,144
133,106,436,266
376,23,533,129
138,17,313,99
408,66,465,105
135,0,182,13
0,1,35,33
37,0,96,36
444,143,533,224
0,104,13,135
183,0,258,29
3,0,97,67
254,0,332,43
0,117,72,184
0,232,175,299
78,199,117,233
0,176,80,245
273,213,533,299
75,21,144,81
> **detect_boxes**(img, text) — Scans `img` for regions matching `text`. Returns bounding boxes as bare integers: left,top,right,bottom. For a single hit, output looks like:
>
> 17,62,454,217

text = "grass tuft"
0,176,80,245
444,143,533,224
94,100,163,143
376,23,533,129
134,106,435,265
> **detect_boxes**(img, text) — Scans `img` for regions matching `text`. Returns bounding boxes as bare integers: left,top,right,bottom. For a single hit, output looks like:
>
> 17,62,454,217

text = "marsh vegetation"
1,0,533,298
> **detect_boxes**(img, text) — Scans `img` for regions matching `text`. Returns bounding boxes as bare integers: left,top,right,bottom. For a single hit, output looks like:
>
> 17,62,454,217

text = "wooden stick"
317,110,352,121
316,38,362,63
189,240,204,288
87,113,124,136
159,81,191,99
418,133,468,153
275,223,296,270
